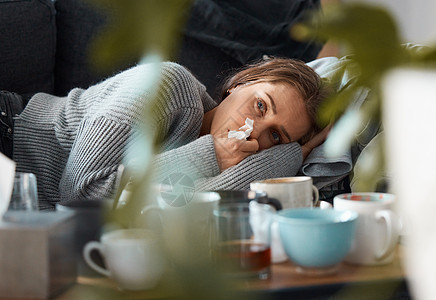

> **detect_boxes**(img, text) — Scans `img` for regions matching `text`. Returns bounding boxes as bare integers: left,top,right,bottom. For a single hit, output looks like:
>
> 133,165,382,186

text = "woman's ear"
226,83,247,97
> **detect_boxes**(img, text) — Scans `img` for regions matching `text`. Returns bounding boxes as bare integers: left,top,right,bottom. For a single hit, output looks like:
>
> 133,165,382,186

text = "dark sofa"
0,0,120,101
0,0,323,103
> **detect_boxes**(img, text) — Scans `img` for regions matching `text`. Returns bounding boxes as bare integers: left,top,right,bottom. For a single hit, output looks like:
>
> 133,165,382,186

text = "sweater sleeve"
195,142,303,190
151,134,221,183
59,116,131,202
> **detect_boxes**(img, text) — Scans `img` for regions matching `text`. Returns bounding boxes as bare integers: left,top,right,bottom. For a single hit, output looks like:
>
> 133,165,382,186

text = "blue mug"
274,208,358,274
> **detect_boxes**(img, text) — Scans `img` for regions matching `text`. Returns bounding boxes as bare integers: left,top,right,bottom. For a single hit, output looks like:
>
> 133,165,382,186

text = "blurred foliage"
84,0,195,229
83,1,255,299
293,2,436,191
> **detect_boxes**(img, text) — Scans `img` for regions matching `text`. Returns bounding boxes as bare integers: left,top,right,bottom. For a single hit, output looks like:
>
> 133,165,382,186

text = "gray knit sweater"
13,62,302,210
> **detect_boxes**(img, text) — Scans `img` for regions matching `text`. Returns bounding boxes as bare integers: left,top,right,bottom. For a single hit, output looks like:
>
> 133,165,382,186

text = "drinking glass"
213,200,274,279
8,172,38,211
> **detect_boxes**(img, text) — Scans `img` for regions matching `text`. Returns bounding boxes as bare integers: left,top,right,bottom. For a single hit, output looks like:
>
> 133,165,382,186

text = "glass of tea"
213,198,275,280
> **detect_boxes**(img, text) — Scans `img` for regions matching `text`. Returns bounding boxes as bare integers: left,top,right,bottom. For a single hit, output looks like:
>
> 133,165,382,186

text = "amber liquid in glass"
216,240,271,276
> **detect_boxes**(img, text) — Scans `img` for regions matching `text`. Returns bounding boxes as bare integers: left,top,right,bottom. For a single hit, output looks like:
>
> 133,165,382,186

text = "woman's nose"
249,123,269,150
249,121,261,139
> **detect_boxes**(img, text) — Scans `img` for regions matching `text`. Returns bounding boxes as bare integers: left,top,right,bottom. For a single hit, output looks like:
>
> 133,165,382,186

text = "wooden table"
54,245,410,300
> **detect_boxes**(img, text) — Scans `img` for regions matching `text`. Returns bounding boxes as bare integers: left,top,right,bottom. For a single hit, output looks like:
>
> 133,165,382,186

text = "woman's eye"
272,131,281,144
257,99,266,113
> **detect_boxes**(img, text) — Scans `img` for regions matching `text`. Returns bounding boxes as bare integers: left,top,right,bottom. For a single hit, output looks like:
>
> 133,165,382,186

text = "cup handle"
312,185,319,207
83,241,110,277
375,209,401,260
257,197,282,211
141,205,164,229
141,205,161,217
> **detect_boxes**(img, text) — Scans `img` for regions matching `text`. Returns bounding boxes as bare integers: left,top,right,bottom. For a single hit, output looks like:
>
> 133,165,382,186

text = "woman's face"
210,81,311,150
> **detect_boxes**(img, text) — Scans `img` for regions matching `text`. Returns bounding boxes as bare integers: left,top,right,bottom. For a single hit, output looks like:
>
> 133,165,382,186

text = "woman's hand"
301,125,332,161
213,134,259,171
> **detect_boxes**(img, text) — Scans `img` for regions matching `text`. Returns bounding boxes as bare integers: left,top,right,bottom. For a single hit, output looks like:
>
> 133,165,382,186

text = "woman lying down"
0,57,330,210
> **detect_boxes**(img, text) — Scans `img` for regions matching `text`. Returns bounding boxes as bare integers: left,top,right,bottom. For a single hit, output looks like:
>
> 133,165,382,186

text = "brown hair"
220,57,330,144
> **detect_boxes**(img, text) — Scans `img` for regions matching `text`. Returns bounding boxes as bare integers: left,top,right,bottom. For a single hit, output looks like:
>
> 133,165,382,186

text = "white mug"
250,176,319,209
334,193,401,265
83,228,166,291
250,176,319,263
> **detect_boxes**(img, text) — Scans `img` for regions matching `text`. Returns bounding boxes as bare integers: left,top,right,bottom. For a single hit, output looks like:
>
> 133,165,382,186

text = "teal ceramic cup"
274,208,358,275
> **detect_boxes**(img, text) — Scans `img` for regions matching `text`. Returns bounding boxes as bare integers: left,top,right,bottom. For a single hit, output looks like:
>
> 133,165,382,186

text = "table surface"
53,245,409,300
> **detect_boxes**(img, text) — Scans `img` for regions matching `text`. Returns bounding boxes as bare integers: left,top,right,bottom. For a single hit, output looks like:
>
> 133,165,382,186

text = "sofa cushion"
54,0,137,96
54,0,110,96
0,0,56,99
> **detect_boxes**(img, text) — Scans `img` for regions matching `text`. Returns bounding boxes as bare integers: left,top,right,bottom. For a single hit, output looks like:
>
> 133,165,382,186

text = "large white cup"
334,193,401,265
250,176,319,263
383,68,436,299
83,228,166,291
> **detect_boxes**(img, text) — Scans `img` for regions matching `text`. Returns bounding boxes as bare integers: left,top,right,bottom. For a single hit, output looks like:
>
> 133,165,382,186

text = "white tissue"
228,118,254,140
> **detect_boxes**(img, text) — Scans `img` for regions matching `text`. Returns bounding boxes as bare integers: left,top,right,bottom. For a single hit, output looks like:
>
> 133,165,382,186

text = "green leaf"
317,87,355,124
350,132,386,192
298,3,409,83
292,3,410,191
